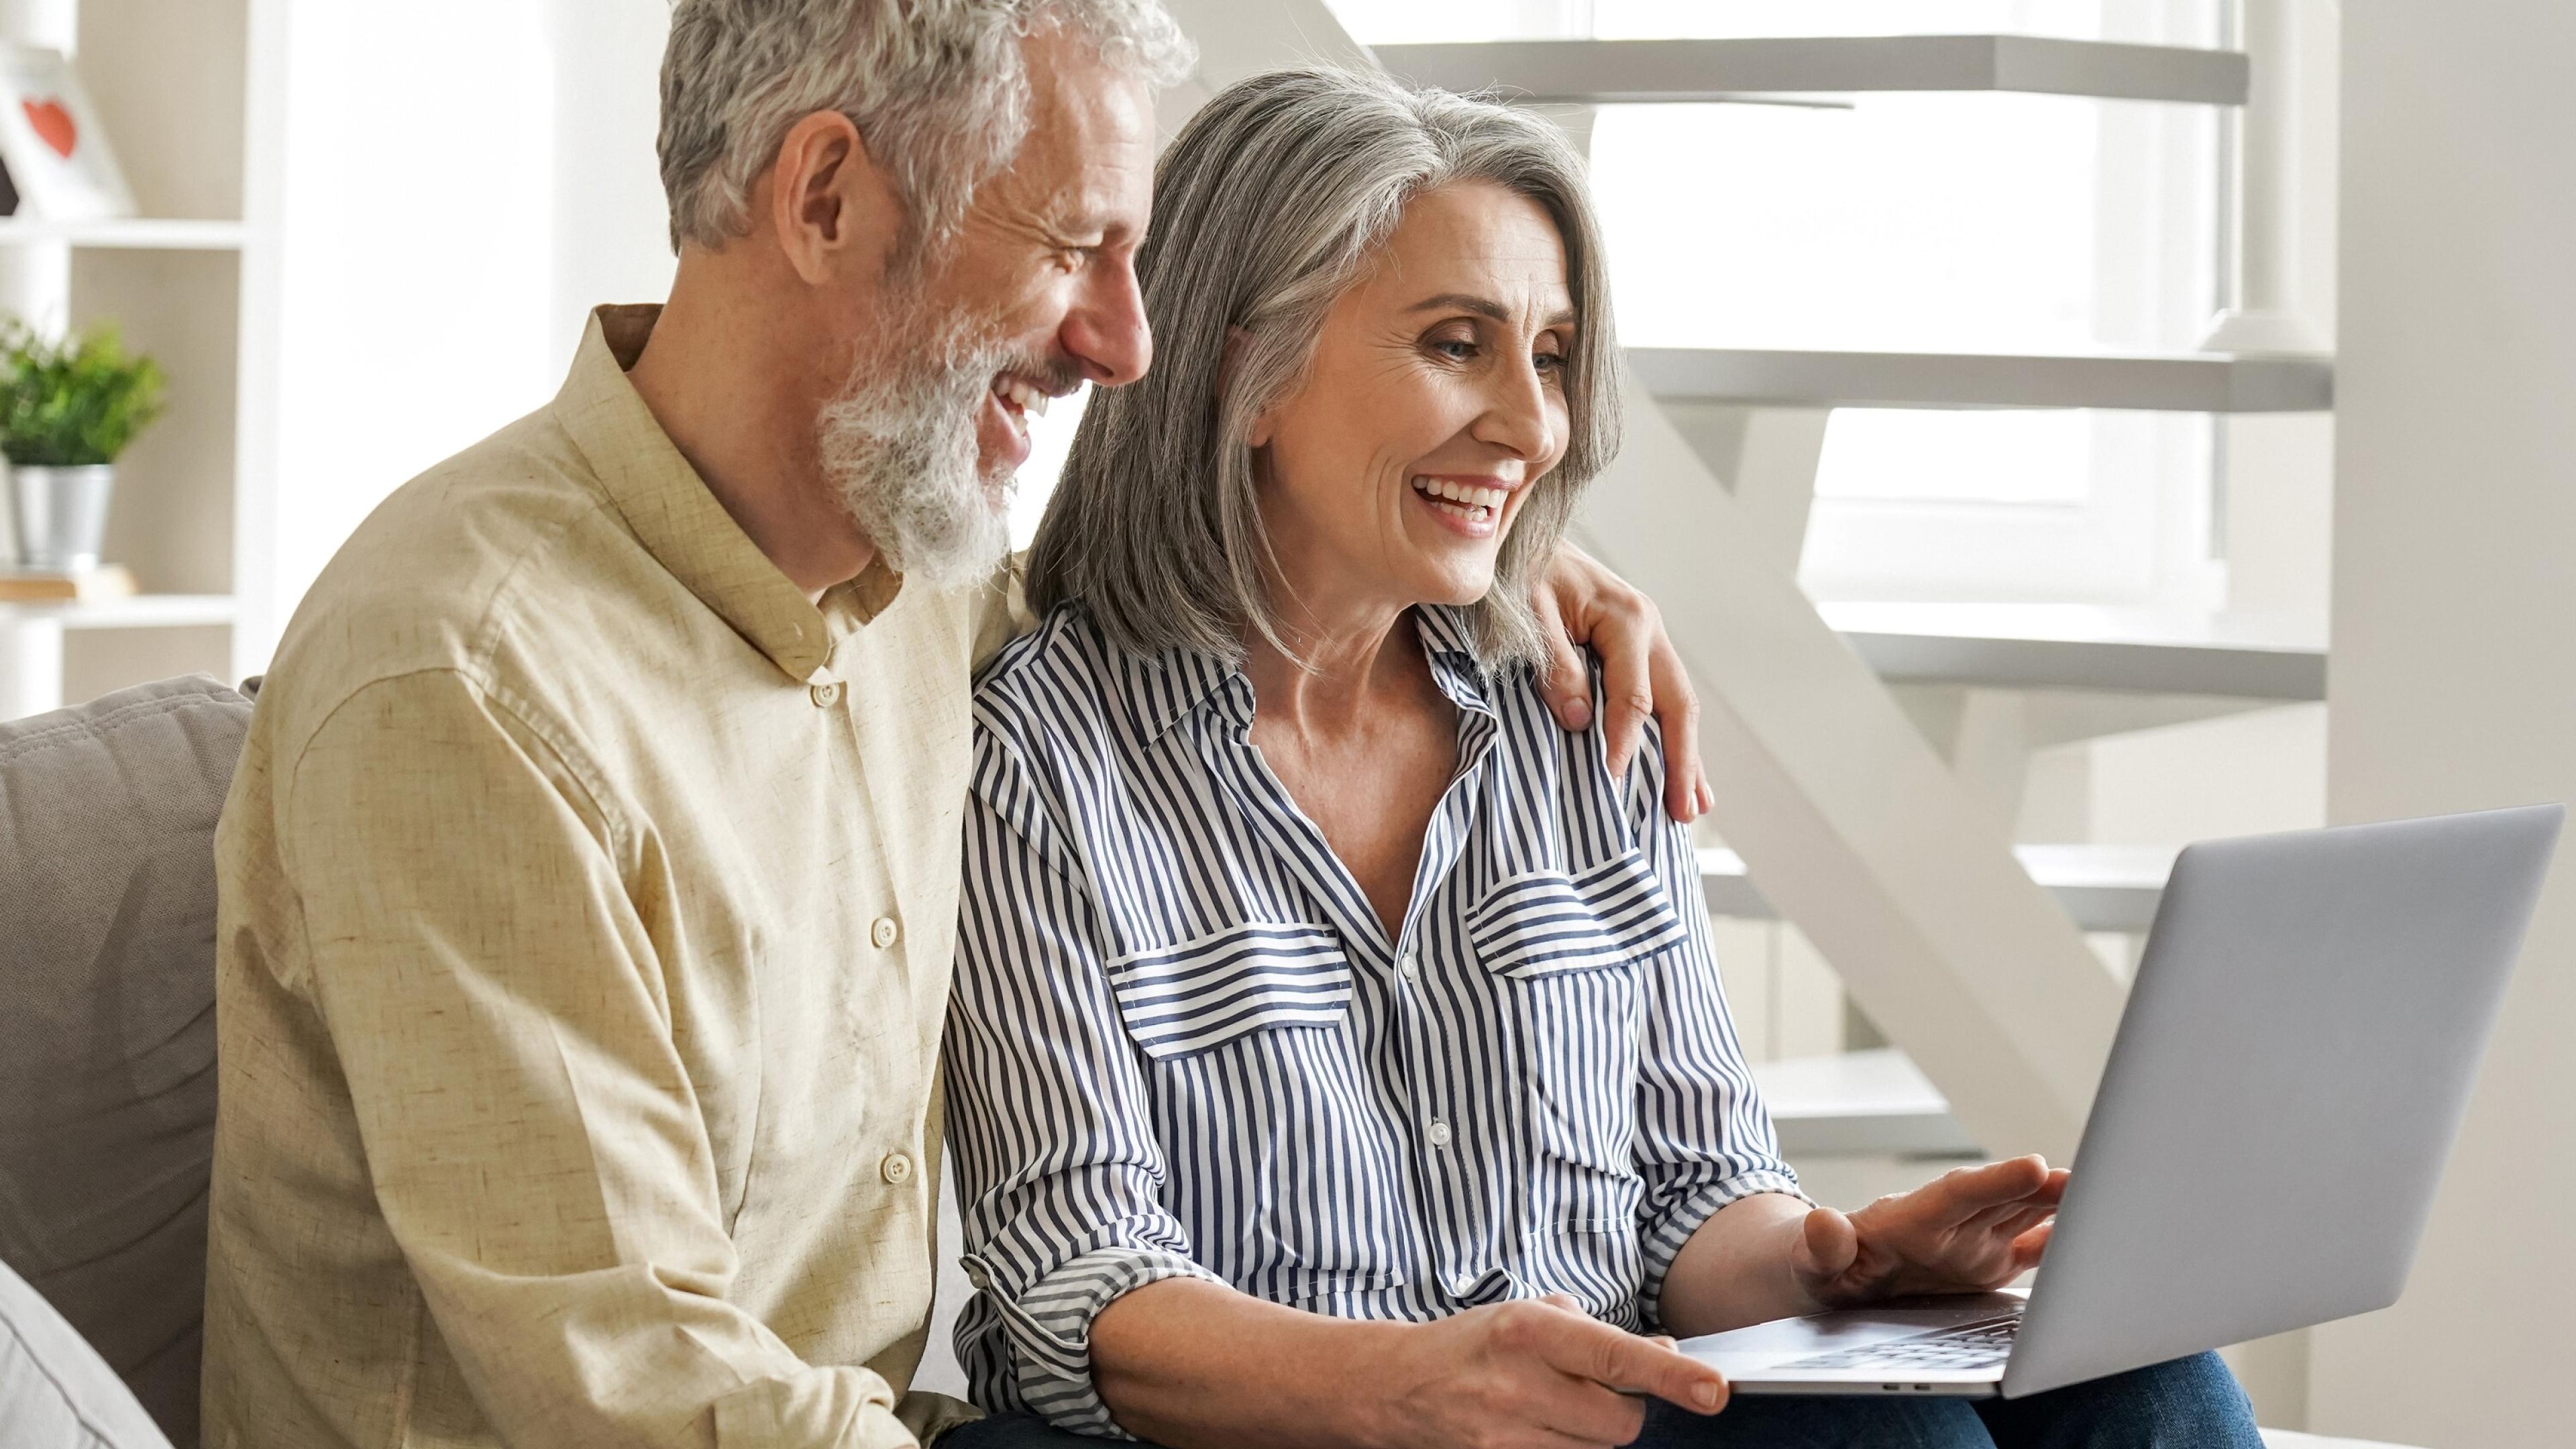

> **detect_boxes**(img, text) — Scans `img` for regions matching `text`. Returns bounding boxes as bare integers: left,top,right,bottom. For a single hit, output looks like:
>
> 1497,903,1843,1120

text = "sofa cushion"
0,675,254,1448
0,1252,173,1449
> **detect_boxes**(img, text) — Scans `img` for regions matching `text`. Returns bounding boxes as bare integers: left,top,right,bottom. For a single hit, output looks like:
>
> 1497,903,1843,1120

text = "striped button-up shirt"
945,604,1799,1434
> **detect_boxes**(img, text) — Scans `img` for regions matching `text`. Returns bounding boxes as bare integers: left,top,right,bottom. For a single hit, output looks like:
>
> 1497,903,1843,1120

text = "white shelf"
1369,36,2249,107
1818,602,2328,700
1630,347,2333,413
0,217,249,250
1703,842,2176,932
0,593,236,629
1753,1048,1979,1158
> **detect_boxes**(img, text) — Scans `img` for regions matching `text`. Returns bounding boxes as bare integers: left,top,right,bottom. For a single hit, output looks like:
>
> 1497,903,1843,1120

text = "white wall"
248,0,674,665
2308,5,2576,1445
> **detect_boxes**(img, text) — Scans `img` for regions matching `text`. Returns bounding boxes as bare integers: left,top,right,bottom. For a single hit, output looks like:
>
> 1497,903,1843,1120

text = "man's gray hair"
1027,67,1625,669
659,0,1194,254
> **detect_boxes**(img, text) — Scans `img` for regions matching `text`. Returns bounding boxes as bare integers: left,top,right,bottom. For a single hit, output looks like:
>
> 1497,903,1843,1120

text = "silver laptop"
1682,804,2562,1400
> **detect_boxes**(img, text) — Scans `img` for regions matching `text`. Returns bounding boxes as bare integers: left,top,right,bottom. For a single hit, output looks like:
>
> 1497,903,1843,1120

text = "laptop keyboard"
1774,1308,2024,1374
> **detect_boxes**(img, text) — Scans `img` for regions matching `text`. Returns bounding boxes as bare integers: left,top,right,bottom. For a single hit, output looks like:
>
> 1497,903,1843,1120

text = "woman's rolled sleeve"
944,732,1221,1436
1621,718,1808,1328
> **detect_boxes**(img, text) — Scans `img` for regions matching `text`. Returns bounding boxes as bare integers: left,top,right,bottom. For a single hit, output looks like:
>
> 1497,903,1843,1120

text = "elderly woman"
941,68,2263,1449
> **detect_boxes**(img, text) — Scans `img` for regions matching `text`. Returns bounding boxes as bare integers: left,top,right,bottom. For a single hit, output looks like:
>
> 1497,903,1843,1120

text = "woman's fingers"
2008,1220,2055,1271
1910,1157,2055,1224
1792,1205,1862,1290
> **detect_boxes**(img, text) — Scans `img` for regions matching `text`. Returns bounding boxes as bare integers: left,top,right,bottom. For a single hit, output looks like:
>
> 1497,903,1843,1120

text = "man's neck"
627,262,877,599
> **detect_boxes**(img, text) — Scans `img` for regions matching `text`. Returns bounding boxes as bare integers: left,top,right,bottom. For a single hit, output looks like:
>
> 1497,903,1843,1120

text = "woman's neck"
1242,599,1424,741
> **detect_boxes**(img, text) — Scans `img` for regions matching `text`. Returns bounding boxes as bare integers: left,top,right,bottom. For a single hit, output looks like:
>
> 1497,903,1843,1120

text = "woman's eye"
1534,352,1565,374
1432,337,1479,360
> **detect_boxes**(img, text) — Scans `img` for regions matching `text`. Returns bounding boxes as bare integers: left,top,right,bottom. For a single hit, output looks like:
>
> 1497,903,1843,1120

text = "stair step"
1819,602,2328,701
1704,843,2177,933
1753,1048,1980,1157
1369,36,2248,107
1631,347,2333,413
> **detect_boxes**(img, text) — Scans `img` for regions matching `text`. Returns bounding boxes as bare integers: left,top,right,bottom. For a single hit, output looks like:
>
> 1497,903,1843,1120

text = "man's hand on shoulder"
1532,543,1711,822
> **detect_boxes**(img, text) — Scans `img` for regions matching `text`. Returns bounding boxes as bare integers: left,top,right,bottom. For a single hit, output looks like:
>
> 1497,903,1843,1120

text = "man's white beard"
818,304,1019,592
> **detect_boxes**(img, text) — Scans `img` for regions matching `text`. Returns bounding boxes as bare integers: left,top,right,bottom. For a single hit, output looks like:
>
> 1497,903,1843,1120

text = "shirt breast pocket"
1105,921,1353,1060
1104,920,1407,1299
1469,849,1688,1230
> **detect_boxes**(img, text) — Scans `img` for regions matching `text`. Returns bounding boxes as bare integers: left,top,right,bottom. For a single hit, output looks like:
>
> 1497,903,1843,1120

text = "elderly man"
198,3,1705,1447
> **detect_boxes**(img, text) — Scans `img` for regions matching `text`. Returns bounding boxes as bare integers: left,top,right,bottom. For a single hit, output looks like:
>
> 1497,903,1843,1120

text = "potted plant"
0,320,166,573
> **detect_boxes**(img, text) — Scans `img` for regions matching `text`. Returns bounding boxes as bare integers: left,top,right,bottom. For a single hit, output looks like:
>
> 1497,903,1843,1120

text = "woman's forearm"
1088,1277,1410,1449
1654,1191,1821,1339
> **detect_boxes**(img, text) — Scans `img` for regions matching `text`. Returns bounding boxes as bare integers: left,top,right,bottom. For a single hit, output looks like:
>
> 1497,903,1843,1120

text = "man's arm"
282,670,912,1448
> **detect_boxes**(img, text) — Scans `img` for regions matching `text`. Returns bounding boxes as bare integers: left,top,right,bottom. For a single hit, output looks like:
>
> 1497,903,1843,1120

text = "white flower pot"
7,464,116,572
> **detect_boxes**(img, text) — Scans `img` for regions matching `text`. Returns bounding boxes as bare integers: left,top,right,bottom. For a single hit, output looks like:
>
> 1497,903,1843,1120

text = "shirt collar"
553,304,899,683
1122,604,1497,742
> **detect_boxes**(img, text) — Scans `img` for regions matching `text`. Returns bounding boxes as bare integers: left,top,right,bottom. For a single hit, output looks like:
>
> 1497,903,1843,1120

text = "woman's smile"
1408,472,1519,539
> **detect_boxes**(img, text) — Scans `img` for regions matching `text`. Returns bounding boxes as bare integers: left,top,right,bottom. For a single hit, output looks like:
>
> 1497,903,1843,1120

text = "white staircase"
1822,602,2326,701
1629,346,2331,414
1707,843,2176,934
1370,34,2249,105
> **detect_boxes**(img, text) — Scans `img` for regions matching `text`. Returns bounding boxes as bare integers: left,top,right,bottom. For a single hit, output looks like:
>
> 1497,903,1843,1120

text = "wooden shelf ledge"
0,593,237,629
0,217,250,250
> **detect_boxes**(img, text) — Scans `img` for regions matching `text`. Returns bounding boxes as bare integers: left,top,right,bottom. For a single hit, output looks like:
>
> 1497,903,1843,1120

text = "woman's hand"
1532,543,1711,822
1792,1156,2069,1309
1362,1294,1727,1449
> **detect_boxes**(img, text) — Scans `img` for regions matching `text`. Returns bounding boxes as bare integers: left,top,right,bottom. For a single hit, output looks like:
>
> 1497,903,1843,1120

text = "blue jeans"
939,1351,2262,1449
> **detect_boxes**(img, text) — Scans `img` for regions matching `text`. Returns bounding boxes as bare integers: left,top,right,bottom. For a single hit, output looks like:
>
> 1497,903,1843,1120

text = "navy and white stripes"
943,604,1798,1435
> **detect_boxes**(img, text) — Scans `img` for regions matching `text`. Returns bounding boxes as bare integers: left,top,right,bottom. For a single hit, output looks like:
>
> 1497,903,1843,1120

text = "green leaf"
0,318,166,468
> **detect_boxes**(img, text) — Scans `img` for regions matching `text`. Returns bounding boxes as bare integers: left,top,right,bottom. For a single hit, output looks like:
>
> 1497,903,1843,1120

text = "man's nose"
1059,258,1153,388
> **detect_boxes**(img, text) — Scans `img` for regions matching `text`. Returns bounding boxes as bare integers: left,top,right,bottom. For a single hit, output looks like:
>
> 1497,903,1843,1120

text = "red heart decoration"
22,98,74,159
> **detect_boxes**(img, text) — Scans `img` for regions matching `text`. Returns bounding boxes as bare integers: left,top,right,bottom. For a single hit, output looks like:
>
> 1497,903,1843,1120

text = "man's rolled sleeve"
282,669,914,1449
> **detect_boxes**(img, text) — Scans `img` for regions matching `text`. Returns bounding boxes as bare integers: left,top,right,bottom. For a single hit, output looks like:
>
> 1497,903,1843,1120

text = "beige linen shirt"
203,306,1014,1449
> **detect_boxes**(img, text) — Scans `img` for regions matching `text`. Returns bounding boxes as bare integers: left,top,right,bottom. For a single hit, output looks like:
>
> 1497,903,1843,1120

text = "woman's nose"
1474,352,1558,463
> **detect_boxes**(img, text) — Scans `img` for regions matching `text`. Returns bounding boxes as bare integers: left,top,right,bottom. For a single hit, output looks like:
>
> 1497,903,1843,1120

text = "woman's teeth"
1411,476,1508,524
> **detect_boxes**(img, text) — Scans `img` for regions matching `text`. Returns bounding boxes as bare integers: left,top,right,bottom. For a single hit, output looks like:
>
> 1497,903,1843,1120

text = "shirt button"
881,1151,915,1185
1399,953,1421,983
810,681,842,707
1450,1271,1479,1295
1428,1118,1452,1148
871,916,900,949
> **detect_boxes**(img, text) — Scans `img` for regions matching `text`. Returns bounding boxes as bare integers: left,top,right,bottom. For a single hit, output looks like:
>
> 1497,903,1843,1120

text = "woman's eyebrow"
1405,292,1577,328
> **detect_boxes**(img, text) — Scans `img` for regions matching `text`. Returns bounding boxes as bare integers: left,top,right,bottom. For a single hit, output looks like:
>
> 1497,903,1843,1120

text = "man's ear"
766,110,900,285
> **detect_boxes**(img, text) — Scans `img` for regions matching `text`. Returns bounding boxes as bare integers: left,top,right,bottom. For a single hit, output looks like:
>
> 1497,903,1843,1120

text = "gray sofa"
1,676,250,1449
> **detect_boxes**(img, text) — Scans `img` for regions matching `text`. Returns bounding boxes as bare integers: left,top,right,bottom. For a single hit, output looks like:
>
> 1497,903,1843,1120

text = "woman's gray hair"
659,0,1194,256
1027,66,1625,669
